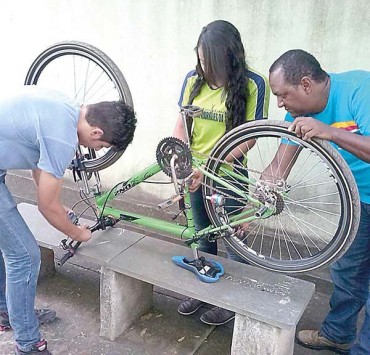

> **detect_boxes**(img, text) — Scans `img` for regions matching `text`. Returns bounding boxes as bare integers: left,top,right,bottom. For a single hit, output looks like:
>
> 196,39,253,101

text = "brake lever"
58,216,117,267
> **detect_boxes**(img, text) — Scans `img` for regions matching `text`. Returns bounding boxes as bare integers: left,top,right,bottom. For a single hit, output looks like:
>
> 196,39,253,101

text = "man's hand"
74,225,92,242
235,222,250,237
188,169,204,192
289,117,334,141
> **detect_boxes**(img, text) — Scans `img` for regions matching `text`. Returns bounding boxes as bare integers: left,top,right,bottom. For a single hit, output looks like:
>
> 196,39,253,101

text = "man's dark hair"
85,101,137,151
269,49,328,85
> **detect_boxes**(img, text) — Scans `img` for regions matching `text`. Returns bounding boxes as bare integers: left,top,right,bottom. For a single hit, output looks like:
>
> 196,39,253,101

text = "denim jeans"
351,294,370,355
189,189,218,255
320,202,370,354
0,174,41,351
189,187,247,263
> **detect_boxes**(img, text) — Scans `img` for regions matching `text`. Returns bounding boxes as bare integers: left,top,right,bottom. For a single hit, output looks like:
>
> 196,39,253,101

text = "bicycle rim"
203,120,360,273
24,41,133,172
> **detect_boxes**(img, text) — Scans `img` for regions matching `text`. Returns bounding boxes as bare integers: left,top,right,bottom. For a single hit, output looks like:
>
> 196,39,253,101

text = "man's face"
79,128,111,151
87,139,111,151
269,68,310,117
77,106,113,151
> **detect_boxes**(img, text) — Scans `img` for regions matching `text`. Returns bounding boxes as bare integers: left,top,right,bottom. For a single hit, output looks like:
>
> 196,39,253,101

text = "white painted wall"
1,0,370,200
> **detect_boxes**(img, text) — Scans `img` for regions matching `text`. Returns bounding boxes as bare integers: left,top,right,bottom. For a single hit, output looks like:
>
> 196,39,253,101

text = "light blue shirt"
0,86,80,179
285,71,370,203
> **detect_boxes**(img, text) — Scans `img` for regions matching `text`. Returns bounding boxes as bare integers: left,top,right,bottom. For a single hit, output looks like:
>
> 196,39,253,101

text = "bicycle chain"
191,150,284,214
182,151,255,210
193,150,258,200
155,138,283,211
194,150,273,179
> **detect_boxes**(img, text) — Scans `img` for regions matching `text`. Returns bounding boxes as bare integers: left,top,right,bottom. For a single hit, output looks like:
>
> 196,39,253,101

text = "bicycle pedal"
158,195,182,210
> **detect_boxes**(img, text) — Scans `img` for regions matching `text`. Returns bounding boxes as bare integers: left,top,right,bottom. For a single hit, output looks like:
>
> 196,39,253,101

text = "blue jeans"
320,202,370,353
190,188,247,263
0,175,41,351
351,294,370,355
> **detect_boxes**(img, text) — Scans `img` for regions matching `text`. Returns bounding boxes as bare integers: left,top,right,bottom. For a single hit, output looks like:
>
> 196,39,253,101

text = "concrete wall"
1,0,370,201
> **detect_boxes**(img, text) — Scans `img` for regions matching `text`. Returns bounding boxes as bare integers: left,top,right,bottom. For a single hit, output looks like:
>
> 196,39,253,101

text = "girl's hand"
188,169,204,192
235,222,250,237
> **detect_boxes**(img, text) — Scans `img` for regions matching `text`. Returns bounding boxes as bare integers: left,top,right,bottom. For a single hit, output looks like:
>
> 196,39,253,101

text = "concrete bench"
18,202,315,355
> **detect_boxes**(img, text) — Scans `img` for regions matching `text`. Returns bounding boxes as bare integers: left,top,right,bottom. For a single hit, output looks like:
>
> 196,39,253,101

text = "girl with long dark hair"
173,20,270,325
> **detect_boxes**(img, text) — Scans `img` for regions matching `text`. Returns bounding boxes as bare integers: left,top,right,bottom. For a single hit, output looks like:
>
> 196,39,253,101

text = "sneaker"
296,330,350,354
0,312,11,331
177,298,205,315
0,309,56,331
14,339,51,354
200,307,235,326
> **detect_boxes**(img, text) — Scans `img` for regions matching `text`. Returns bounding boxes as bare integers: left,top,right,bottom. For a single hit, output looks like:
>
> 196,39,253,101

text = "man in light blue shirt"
269,49,370,355
0,86,136,354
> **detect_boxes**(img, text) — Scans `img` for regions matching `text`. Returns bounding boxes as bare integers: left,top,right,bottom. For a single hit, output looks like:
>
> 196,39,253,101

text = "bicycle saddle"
172,255,224,283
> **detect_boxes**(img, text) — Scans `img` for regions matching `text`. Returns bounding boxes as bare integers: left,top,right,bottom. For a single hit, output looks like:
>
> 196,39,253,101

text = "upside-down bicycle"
24,41,360,280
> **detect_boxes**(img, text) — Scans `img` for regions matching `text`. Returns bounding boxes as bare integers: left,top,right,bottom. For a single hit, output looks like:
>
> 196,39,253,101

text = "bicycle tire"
24,41,133,172
203,120,360,273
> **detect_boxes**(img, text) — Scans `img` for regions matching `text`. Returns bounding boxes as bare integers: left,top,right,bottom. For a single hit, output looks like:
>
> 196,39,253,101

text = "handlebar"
57,216,117,267
57,246,78,267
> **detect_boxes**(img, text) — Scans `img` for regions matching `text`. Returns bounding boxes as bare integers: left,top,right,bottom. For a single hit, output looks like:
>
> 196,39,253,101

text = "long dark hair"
188,20,248,132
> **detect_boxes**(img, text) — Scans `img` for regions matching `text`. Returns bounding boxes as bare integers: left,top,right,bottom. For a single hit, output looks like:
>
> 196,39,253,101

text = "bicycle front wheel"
25,41,133,172
203,120,360,273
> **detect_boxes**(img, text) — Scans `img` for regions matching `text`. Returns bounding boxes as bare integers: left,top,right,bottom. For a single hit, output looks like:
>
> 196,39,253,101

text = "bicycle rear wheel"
203,120,360,273
25,41,133,172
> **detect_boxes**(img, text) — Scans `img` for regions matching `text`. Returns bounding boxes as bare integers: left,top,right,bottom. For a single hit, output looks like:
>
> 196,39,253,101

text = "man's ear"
300,76,312,94
90,127,104,138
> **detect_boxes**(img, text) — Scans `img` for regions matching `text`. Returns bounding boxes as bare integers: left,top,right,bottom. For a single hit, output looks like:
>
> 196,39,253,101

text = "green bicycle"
25,41,360,277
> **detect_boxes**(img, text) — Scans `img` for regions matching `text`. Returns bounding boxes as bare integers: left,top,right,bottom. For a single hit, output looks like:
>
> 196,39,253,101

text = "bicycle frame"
60,106,276,267
82,105,274,249
92,159,271,246
59,120,359,273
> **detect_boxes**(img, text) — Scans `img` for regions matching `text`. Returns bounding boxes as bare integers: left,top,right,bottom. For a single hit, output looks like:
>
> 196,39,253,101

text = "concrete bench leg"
231,313,295,355
38,247,55,280
100,267,153,341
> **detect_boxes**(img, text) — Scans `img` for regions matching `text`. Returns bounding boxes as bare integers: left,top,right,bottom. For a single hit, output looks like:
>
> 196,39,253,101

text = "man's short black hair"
85,101,137,152
269,49,328,85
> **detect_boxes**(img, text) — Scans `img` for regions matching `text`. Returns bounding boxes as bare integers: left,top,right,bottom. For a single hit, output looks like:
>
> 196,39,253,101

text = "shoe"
0,309,56,331
296,330,350,354
177,298,205,315
14,339,51,354
200,307,235,326
0,311,11,331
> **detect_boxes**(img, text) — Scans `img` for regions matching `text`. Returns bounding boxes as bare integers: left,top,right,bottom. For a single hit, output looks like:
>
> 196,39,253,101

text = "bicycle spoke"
202,120,358,272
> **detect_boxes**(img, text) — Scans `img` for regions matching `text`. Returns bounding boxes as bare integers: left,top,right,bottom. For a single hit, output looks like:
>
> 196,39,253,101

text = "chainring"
156,137,192,179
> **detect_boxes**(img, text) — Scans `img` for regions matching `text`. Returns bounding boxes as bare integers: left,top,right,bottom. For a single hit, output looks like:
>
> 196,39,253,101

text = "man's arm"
33,169,91,242
290,117,370,162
